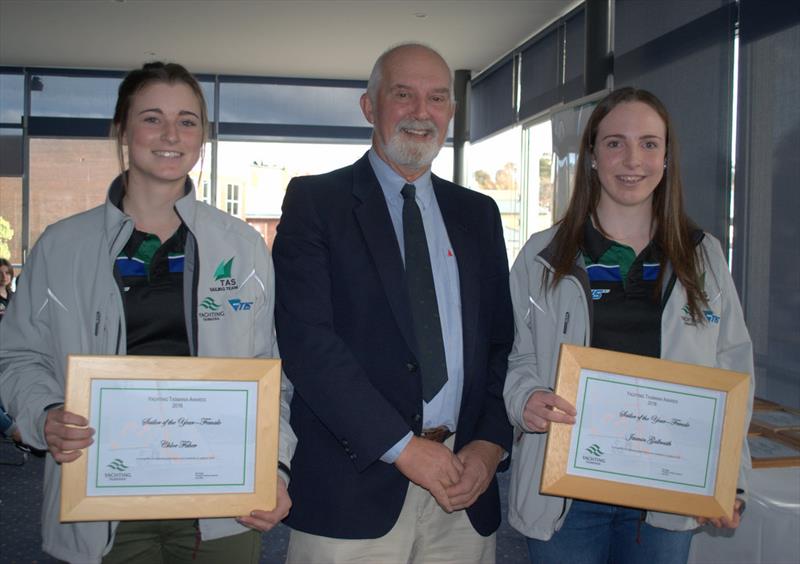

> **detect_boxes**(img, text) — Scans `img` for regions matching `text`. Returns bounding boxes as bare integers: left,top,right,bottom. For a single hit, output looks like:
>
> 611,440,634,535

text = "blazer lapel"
352,155,417,355
433,177,480,396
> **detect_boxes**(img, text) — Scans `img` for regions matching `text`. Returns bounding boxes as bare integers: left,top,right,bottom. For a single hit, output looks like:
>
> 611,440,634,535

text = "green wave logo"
107,459,129,471
586,444,604,456
200,297,221,311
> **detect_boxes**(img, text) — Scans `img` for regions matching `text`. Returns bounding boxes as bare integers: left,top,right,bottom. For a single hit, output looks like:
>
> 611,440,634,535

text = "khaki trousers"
287,437,496,564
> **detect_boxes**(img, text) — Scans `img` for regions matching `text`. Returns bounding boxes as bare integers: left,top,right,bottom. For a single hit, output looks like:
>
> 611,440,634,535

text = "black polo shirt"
582,220,662,358
115,225,190,356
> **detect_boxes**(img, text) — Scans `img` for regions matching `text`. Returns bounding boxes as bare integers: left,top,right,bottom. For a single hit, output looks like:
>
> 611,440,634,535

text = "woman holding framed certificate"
0,63,296,563
503,88,754,564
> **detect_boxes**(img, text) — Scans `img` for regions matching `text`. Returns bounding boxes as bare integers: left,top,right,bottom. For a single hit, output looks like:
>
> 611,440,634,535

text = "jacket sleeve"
503,244,552,433
0,230,64,450
708,237,754,499
253,234,297,483
272,178,411,471
470,198,514,455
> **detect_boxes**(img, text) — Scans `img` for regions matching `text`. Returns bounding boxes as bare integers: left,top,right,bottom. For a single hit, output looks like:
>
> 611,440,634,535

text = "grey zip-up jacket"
0,176,297,563
503,225,753,540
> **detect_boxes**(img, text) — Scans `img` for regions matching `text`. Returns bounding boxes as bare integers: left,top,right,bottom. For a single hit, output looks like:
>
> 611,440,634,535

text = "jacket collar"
104,173,199,250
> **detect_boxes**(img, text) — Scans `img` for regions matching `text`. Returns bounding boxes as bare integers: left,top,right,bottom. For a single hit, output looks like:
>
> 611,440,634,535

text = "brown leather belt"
420,425,454,443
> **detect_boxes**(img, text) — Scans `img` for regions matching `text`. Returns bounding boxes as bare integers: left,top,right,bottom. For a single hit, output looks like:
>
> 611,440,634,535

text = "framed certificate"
541,344,750,520
748,433,800,468
750,409,800,433
61,355,280,522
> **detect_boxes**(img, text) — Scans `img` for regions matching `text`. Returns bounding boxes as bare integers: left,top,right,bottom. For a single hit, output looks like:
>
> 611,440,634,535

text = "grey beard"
382,121,442,170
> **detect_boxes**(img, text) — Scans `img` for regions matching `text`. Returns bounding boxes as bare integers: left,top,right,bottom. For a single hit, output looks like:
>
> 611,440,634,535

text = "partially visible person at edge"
0,257,13,322
503,87,753,564
272,43,513,563
0,62,296,564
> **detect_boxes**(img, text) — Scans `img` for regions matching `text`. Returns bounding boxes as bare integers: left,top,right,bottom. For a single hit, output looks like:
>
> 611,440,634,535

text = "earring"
591,161,597,170
663,161,667,169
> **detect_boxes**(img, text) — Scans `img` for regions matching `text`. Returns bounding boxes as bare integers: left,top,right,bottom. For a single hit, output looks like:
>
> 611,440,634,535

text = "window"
0,177,22,264
28,138,116,252
522,119,554,241
466,127,522,261
226,184,240,216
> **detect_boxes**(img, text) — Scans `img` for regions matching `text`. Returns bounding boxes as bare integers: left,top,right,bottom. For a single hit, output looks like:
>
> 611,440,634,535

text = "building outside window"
226,183,240,216
466,126,522,262
523,119,554,242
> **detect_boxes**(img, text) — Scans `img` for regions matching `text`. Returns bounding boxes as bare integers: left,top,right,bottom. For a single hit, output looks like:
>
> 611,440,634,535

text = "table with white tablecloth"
689,467,800,564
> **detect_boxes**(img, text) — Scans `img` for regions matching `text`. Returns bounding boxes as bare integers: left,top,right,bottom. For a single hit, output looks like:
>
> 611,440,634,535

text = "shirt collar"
368,148,435,210
583,217,662,262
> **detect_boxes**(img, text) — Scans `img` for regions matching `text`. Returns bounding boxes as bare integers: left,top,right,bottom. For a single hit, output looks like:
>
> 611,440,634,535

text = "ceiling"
0,0,579,80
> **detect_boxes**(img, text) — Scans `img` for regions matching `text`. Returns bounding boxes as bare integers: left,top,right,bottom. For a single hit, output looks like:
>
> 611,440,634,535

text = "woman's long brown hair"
550,87,706,323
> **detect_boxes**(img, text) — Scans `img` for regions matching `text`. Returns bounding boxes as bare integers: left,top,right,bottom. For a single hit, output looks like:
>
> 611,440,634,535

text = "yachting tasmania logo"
586,444,604,456
200,297,221,311
107,458,129,471
582,444,607,466
199,296,225,321
104,458,132,481
211,257,238,292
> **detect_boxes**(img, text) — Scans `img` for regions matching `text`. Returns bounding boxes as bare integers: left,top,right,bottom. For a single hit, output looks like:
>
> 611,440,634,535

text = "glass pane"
524,120,554,240
31,75,122,118
0,128,23,176
199,80,215,121
551,101,596,222
187,142,212,201
220,82,365,126
0,176,22,266
431,147,454,182
0,72,24,124
28,138,117,250
216,140,370,245
466,126,522,262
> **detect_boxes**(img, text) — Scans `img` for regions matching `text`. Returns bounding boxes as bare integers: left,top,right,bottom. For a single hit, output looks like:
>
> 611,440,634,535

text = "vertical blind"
733,0,800,407
470,5,587,142
614,0,735,244
468,57,515,143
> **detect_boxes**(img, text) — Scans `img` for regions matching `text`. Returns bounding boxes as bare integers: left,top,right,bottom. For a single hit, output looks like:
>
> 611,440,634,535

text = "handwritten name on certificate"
567,369,726,495
85,379,258,497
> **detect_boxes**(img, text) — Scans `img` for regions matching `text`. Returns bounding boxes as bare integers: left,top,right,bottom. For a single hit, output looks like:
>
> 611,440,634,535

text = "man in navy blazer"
273,43,513,563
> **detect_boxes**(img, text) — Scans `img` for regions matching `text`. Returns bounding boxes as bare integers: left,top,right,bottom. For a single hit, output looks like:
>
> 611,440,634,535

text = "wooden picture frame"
748,433,800,469
749,408,800,433
61,355,280,522
541,344,750,520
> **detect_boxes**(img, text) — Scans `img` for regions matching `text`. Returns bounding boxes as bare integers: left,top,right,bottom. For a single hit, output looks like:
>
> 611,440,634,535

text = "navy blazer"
273,153,513,539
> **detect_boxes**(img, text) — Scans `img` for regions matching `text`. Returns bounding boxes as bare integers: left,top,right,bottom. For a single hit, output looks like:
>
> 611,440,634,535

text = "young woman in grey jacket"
503,88,754,564
0,63,296,563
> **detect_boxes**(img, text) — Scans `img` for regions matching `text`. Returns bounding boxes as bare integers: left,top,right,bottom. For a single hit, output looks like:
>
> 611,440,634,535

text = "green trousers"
102,519,262,564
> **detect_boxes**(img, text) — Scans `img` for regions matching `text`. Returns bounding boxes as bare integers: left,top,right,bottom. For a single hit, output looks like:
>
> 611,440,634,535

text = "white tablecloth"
689,467,800,564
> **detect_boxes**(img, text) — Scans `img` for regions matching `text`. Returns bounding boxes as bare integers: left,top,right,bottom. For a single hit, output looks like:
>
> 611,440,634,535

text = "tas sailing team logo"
211,258,238,292
201,258,253,321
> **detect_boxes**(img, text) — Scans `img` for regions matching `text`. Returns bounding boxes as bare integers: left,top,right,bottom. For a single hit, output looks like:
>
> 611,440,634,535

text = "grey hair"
366,42,455,104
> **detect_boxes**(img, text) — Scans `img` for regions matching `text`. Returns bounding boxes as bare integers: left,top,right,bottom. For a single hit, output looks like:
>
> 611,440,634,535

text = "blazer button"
349,453,357,460
412,413,422,423
406,362,418,372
